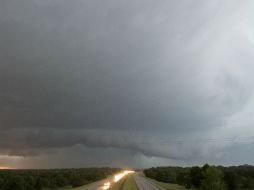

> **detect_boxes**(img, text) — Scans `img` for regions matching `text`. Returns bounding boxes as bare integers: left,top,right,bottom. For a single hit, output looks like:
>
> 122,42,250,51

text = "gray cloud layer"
1,0,254,167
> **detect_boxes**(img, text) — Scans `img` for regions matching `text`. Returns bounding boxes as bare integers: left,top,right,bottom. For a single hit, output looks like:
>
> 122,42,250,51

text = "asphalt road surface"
134,173,165,190
78,178,111,190
79,172,163,190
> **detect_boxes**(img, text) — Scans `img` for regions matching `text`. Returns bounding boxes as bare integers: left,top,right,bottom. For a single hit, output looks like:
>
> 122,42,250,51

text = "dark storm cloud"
0,128,229,161
0,0,254,165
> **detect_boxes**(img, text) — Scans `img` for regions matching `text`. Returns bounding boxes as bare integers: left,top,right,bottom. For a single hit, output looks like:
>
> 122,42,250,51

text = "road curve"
133,173,165,190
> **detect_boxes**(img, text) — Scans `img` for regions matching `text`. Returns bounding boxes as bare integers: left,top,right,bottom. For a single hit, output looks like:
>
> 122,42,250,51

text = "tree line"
144,164,254,190
0,167,120,190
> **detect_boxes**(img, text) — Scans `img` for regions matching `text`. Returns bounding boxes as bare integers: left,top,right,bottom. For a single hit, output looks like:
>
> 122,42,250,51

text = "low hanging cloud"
0,128,234,161
0,0,254,166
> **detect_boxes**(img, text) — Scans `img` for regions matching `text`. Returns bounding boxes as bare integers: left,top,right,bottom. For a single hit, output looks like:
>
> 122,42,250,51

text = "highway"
79,170,134,190
79,171,164,190
78,180,105,190
77,177,112,190
134,173,165,190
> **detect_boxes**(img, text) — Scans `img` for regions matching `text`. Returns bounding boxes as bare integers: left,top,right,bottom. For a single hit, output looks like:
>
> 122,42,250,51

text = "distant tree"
24,176,35,190
200,166,225,190
224,171,241,190
144,168,157,179
34,177,43,190
0,176,4,188
144,165,254,190
155,170,168,182
71,176,85,187
55,174,67,187
190,166,204,188
242,177,254,189
202,164,210,171
0,168,120,190
176,171,192,189
6,176,25,190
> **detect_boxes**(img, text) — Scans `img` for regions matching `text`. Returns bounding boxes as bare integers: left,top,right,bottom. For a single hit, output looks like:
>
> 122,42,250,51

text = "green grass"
122,175,138,190
149,179,195,190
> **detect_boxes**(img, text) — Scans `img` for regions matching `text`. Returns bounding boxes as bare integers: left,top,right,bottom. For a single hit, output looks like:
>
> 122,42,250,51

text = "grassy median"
122,174,138,190
109,173,138,190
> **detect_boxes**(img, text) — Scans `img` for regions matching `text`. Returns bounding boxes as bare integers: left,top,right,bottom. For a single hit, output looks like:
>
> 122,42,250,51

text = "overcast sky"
1,0,254,169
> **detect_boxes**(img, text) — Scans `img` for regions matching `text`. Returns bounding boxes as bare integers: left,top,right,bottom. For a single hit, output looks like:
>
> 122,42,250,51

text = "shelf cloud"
0,0,254,168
